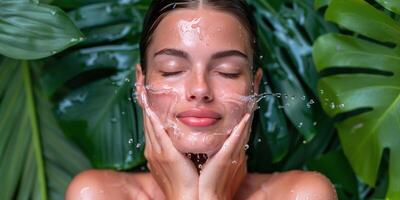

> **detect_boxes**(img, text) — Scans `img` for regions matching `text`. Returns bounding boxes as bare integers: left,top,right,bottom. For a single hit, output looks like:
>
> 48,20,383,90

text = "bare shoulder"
65,169,153,200
236,170,337,200
282,170,337,200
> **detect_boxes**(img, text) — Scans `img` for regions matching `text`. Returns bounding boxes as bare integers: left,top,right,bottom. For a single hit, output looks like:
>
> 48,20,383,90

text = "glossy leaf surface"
313,0,400,198
0,2,84,60
0,59,90,200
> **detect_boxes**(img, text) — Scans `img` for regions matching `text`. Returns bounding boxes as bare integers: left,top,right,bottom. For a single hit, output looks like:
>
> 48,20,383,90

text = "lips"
177,109,222,127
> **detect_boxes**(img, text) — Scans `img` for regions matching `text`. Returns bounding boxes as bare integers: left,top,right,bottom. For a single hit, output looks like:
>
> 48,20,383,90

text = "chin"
170,133,227,156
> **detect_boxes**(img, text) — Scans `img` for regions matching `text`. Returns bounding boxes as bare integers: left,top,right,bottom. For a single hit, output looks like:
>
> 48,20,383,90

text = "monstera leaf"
41,1,150,169
313,0,400,198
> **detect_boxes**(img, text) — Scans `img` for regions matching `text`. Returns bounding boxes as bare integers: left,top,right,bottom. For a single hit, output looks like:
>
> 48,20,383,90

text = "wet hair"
139,0,261,75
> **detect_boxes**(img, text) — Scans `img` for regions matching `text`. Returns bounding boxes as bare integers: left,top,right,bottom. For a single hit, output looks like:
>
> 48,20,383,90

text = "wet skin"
66,6,337,200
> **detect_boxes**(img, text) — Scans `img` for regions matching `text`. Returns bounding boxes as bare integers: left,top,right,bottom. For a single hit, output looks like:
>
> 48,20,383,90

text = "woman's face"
136,8,262,156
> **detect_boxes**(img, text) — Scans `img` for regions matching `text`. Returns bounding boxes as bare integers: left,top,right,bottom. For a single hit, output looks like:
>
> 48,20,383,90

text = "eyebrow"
154,48,189,59
153,48,248,61
211,50,248,60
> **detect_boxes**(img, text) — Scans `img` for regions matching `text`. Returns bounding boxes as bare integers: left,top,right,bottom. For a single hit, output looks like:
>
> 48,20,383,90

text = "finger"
146,107,178,153
144,113,162,154
141,86,173,150
233,114,253,157
143,113,153,153
141,88,159,153
221,113,251,157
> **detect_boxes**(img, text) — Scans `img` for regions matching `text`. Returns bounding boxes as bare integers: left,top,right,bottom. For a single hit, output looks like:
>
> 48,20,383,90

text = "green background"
1,0,399,199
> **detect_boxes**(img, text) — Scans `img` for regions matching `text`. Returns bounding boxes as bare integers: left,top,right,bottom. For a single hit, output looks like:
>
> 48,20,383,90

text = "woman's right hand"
142,94,199,200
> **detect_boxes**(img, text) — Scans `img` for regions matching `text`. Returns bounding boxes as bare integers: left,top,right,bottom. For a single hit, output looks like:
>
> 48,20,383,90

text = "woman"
66,0,337,199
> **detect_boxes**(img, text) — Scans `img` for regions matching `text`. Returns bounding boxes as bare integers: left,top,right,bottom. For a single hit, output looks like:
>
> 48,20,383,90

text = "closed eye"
219,72,241,79
160,71,183,77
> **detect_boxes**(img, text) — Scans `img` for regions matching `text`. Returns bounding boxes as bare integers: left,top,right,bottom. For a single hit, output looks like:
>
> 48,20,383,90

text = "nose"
186,75,213,102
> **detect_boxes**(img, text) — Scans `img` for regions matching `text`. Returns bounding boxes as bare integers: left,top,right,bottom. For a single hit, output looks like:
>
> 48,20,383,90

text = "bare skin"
66,6,337,200
66,170,337,200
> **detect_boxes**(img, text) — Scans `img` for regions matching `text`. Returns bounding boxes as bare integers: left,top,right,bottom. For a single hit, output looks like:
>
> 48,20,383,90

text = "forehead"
148,8,251,58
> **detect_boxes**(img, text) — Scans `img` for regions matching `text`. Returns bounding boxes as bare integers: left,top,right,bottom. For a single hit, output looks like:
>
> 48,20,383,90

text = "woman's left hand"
198,113,252,200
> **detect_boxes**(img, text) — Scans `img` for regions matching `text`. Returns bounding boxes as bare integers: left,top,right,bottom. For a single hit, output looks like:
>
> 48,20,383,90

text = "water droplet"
128,97,132,101
257,138,262,143
263,81,268,85
284,93,288,99
329,102,336,109
302,140,307,144
70,38,78,42
51,51,57,55
274,93,281,98
198,164,203,169
351,123,364,132
308,99,315,105
298,122,303,128
338,103,345,109
244,144,249,150
313,121,317,126
136,143,141,148
300,96,306,101
50,11,56,15
128,150,133,155
291,96,296,100
105,5,112,13
121,111,125,115
125,78,130,83
259,55,264,59
128,138,133,144
320,89,324,94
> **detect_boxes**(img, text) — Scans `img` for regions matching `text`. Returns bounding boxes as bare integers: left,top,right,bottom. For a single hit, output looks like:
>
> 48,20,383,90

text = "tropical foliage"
0,0,396,199
313,0,400,198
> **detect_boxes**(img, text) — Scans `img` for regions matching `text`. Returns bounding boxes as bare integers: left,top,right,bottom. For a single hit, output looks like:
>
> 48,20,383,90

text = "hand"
141,91,199,200
198,113,252,200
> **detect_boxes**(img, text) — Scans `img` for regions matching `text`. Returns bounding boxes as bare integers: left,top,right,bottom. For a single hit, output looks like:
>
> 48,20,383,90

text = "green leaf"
252,4,317,141
376,0,400,15
41,44,139,96
313,10,400,200
67,2,147,30
325,0,400,45
306,150,359,200
0,58,90,200
38,1,148,170
314,0,331,9
44,44,145,169
1,0,39,3
0,2,84,60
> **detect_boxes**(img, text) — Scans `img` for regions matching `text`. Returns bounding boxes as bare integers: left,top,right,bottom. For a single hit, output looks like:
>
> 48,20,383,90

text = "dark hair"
139,0,261,75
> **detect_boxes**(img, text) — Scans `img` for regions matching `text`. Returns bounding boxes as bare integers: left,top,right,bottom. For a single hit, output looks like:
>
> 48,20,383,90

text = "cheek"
146,89,179,124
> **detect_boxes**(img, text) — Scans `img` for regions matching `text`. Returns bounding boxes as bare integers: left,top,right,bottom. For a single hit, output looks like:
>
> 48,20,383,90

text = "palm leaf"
0,58,91,200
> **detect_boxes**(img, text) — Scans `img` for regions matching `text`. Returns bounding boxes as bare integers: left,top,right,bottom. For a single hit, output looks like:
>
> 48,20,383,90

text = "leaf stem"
23,60,47,200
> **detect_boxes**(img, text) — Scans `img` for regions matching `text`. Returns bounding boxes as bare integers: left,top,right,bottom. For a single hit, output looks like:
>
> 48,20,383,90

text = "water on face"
131,81,347,159
141,83,257,140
